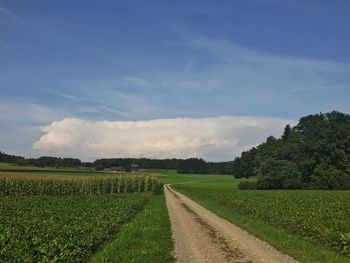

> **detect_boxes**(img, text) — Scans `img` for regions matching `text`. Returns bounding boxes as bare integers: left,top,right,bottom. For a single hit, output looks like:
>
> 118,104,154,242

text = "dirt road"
164,185,299,263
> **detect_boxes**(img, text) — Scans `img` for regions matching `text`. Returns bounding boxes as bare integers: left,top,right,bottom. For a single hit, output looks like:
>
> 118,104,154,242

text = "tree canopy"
235,111,350,190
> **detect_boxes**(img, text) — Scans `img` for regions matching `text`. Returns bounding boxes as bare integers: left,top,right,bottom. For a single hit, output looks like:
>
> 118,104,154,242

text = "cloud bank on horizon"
33,116,294,161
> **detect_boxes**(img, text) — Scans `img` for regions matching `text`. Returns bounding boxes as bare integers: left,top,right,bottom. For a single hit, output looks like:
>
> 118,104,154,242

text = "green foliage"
0,152,82,168
174,185,350,257
233,147,258,178
233,111,350,189
0,174,161,196
0,194,148,262
177,158,208,174
0,151,25,164
257,160,302,189
1,151,235,175
311,163,350,190
238,181,258,190
94,164,104,171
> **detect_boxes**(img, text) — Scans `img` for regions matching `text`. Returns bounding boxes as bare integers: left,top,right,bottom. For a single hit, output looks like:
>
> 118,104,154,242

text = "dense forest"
0,152,233,174
234,111,350,190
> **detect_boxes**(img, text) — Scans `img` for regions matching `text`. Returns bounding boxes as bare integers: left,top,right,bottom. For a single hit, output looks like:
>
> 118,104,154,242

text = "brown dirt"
164,185,300,263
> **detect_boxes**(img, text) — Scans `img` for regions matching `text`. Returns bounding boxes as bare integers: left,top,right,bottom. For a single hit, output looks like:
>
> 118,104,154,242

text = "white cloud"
33,116,294,161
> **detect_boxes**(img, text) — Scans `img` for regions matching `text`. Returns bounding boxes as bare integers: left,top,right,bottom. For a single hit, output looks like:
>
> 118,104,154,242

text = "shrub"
95,164,105,171
238,181,258,190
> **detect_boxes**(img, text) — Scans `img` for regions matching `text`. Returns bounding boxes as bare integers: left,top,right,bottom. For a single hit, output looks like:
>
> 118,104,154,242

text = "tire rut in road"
165,184,299,263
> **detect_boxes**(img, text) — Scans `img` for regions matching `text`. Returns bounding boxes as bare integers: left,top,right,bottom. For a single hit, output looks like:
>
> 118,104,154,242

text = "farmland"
172,180,350,263
2,164,350,263
0,173,161,196
0,194,147,262
0,164,171,262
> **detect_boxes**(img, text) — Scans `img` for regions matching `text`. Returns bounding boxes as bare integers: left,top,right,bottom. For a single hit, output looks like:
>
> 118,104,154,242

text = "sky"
1,0,350,161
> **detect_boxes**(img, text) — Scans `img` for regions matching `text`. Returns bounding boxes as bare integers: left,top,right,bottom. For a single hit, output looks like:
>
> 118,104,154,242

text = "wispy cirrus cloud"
0,6,27,25
42,33,349,123
282,85,350,93
163,33,350,92
102,33,349,105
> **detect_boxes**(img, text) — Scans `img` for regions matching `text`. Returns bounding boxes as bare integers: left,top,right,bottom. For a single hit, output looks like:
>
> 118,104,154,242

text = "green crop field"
171,178,350,263
0,173,161,196
0,193,148,262
2,164,350,263
0,164,172,263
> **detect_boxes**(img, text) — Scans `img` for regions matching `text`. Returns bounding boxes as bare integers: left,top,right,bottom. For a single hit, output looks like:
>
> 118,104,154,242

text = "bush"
95,164,105,171
238,181,258,190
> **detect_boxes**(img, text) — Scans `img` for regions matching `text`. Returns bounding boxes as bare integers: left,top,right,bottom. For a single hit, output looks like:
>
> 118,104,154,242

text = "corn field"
0,173,161,196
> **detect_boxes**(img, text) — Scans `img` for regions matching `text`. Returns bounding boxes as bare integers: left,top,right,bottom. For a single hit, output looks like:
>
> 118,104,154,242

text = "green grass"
143,168,241,186
0,193,149,262
90,192,174,263
173,182,350,263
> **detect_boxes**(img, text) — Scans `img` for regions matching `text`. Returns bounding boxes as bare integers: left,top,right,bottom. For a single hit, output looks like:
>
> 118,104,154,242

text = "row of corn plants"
0,174,161,196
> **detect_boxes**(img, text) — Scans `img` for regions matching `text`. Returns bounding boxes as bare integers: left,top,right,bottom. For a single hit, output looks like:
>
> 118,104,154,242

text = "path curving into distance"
164,184,299,263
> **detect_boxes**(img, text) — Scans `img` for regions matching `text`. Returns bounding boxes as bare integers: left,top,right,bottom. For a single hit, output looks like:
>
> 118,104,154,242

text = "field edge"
173,185,350,263
89,191,175,263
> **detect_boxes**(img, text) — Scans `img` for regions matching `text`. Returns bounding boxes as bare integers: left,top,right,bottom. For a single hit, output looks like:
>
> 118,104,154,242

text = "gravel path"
164,184,300,263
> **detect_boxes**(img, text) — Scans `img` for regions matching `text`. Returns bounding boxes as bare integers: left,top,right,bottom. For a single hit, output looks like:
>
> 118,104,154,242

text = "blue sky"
1,0,350,160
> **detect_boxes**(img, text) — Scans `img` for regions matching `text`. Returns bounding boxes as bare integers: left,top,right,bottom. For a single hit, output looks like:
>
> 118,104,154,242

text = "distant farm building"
110,166,125,173
131,164,139,172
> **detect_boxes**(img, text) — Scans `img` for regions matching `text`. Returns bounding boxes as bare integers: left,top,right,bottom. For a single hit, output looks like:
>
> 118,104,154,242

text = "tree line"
0,153,82,168
93,157,234,174
0,152,234,174
234,111,350,190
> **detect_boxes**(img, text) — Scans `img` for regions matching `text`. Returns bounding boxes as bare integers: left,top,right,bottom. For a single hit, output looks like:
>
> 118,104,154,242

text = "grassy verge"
90,192,174,263
173,185,350,263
